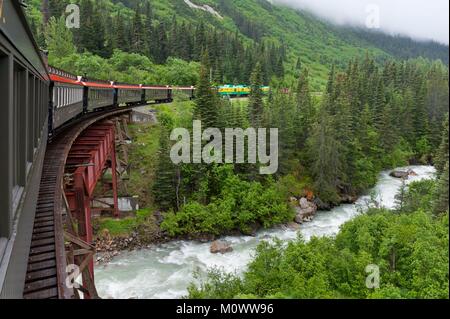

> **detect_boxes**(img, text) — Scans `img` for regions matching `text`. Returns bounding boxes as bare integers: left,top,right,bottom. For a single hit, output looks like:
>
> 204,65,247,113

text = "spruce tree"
155,22,168,64
307,108,343,204
153,126,177,211
295,68,314,149
115,13,129,52
193,51,219,128
131,6,144,54
45,16,76,62
434,161,449,215
144,1,154,58
90,4,107,57
248,62,264,128
435,114,449,175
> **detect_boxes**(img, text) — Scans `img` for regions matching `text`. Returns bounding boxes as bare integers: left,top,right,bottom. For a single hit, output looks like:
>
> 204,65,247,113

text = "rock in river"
295,198,318,224
210,240,233,254
390,169,417,179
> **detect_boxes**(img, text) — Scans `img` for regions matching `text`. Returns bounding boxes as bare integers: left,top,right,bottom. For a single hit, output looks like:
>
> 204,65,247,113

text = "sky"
272,0,449,44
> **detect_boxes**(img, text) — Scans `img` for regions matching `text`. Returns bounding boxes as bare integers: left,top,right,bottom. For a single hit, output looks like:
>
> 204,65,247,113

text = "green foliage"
307,109,342,204
96,209,154,236
193,52,220,128
49,49,200,86
160,166,294,236
189,202,449,299
434,161,449,215
435,115,449,176
152,125,178,211
248,63,264,128
45,16,77,62
400,180,436,214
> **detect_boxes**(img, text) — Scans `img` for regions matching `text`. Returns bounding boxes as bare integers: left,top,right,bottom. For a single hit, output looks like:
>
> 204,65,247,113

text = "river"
94,165,436,299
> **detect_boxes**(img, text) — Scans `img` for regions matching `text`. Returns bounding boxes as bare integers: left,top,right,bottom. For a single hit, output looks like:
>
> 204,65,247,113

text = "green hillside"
27,0,448,89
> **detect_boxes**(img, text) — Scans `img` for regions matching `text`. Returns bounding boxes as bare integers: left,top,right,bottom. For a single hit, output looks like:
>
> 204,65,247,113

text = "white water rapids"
95,166,436,299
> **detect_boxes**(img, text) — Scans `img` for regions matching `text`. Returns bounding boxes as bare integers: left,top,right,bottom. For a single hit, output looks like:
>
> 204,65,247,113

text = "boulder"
210,240,233,254
299,197,309,209
294,198,318,224
390,171,409,179
390,169,418,179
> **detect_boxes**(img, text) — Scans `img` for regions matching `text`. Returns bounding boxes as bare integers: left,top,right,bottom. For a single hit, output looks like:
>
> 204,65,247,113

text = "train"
217,84,270,98
48,66,196,133
1,0,51,298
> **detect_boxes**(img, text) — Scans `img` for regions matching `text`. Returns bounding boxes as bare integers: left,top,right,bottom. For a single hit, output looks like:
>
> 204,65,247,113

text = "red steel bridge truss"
24,112,132,299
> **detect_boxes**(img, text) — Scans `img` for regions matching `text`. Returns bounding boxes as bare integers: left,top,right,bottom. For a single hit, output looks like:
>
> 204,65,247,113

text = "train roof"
48,66,84,86
173,86,196,90
48,66,195,90
113,82,142,89
142,85,170,89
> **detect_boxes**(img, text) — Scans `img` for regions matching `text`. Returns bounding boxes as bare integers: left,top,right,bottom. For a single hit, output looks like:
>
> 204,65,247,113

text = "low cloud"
272,0,449,44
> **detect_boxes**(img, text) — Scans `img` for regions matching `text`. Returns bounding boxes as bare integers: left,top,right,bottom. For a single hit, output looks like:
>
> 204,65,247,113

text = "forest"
26,0,449,299
188,178,449,299
155,53,449,238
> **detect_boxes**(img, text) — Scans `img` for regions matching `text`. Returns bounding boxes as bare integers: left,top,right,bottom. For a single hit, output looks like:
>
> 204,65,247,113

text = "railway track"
23,107,134,299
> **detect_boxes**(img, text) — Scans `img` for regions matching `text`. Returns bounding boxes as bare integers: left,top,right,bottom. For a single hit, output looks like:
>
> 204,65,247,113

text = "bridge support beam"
64,120,120,298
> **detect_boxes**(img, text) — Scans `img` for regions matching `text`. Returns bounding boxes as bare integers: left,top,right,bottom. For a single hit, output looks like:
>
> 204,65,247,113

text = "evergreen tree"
193,51,219,128
131,6,144,54
433,161,449,215
155,22,168,64
395,179,408,213
378,103,398,154
77,0,107,57
248,63,264,128
114,13,129,52
295,68,314,149
47,0,69,20
45,16,76,62
307,108,343,204
153,126,177,211
143,1,154,58
435,114,449,176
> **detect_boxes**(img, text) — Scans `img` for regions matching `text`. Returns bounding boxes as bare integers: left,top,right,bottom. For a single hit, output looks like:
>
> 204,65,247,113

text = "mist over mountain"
272,0,449,45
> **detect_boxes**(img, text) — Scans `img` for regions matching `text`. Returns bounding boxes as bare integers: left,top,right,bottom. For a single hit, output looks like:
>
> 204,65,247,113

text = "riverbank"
94,191,349,264
94,166,436,299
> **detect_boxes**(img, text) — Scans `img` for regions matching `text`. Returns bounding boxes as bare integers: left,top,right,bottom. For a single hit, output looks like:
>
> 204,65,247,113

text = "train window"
56,86,60,108
41,83,46,133
12,62,26,214
28,75,35,162
0,51,11,238
34,77,40,147
60,86,63,107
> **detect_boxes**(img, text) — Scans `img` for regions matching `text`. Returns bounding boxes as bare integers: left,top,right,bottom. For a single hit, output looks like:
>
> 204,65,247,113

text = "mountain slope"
28,0,449,88
116,0,448,86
